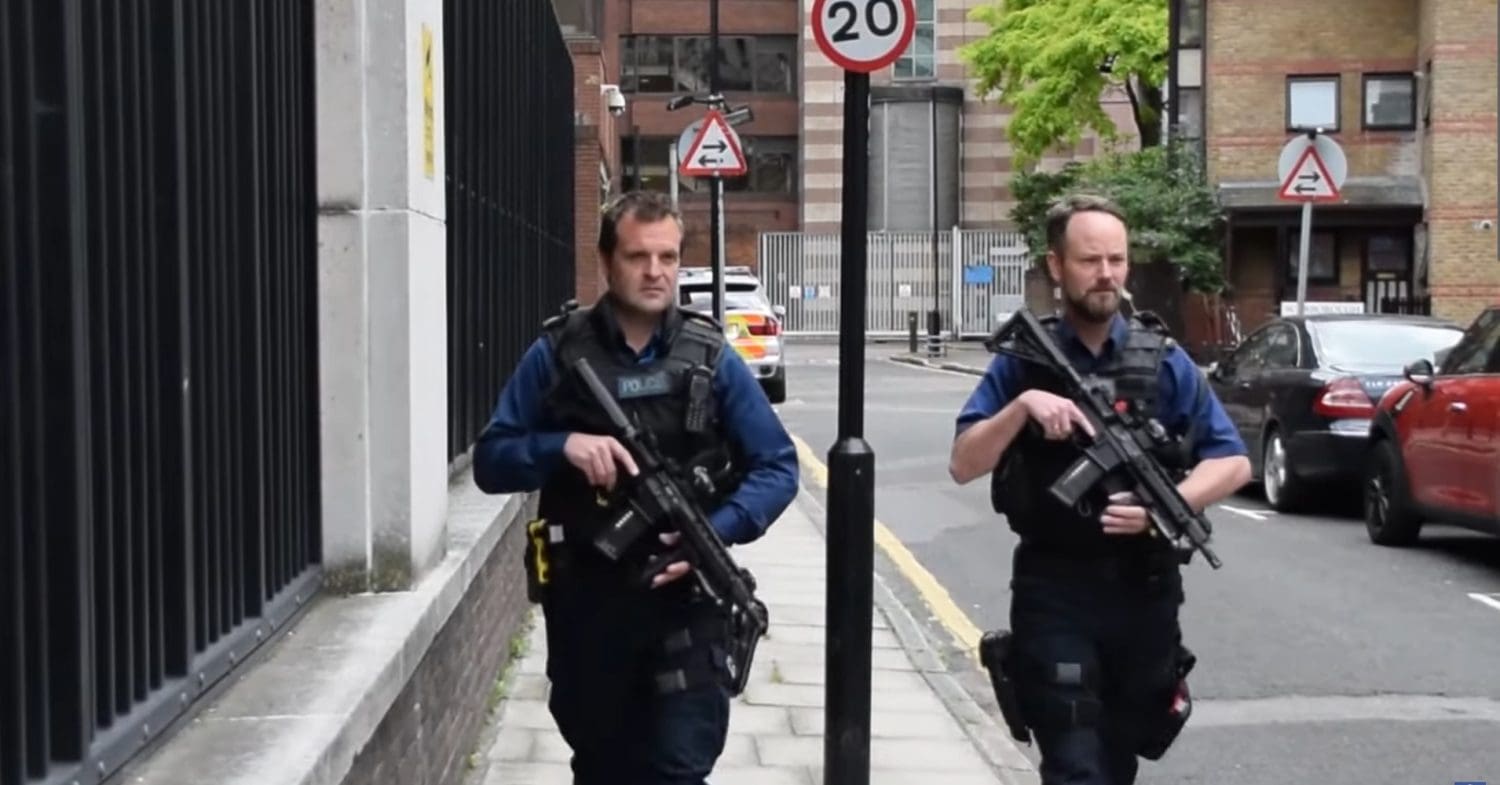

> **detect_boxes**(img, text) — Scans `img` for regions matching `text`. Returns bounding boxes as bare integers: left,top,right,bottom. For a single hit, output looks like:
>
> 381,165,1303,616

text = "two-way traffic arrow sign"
1277,146,1340,202
678,109,748,178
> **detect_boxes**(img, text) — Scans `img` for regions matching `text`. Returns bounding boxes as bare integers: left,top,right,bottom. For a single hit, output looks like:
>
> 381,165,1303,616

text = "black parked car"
1205,313,1464,512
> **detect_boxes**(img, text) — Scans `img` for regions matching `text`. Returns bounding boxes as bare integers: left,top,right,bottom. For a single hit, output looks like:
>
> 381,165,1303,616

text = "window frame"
1285,74,1341,133
619,34,798,96
1361,72,1417,131
1177,0,1204,47
1283,228,1340,286
893,0,935,81
1260,323,1303,370
1175,85,1204,141
1363,230,1412,274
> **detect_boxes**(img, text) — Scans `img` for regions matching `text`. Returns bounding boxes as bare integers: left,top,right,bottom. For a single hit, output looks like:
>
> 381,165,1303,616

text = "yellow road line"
789,432,985,661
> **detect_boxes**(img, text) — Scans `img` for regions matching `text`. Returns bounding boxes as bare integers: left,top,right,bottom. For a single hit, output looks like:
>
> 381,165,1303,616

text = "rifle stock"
987,310,1222,569
572,357,771,695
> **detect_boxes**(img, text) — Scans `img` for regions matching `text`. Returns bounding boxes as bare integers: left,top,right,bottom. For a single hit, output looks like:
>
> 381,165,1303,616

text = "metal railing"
445,0,577,461
1380,295,1432,315
2,2,321,784
757,229,1030,338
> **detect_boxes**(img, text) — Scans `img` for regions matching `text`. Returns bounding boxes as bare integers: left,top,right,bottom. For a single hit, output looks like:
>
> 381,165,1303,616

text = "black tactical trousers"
540,566,732,785
1008,546,1184,785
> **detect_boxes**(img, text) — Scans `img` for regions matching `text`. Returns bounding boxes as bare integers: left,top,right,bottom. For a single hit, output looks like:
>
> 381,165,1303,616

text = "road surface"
772,339,1500,785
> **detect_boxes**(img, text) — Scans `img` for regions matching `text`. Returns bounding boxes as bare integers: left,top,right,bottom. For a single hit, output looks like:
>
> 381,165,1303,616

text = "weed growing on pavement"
486,610,536,716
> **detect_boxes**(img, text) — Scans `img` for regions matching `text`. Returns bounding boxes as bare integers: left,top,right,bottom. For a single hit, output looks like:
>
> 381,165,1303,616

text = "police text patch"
617,371,672,399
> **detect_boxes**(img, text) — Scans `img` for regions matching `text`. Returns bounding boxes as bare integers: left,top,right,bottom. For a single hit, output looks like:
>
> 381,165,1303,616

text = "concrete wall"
316,0,450,592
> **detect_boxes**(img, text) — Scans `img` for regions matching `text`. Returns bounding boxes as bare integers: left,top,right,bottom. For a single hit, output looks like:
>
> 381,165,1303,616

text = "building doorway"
1361,229,1424,314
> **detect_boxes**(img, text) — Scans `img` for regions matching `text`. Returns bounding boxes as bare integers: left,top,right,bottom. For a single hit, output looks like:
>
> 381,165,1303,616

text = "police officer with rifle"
473,191,799,785
949,195,1251,784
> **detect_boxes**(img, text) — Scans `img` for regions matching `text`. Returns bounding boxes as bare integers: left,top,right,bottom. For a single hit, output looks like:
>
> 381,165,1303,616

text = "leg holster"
1012,646,1104,733
979,629,1032,745
1136,643,1197,760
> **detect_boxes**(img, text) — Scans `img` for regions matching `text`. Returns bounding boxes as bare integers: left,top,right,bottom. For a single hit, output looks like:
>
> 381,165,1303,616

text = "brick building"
557,0,624,304
610,0,1133,272
1179,0,1498,330
613,0,803,269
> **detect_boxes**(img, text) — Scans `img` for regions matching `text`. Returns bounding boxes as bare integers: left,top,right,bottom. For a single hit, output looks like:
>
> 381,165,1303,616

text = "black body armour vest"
990,314,1196,557
537,301,739,561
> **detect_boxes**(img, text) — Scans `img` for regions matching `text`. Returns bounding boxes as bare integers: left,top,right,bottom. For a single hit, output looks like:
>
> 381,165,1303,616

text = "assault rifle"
571,356,770,695
986,309,1222,569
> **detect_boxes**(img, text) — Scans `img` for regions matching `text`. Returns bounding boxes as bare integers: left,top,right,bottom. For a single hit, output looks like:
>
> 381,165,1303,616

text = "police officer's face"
1048,211,1129,324
604,215,682,316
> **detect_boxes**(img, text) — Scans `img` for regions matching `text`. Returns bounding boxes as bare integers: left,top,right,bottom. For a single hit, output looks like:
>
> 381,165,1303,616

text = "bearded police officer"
473,190,799,785
949,194,1251,785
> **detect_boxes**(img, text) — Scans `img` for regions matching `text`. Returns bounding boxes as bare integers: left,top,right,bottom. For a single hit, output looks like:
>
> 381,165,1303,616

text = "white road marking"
1190,693,1500,727
1218,504,1272,521
1467,592,1500,613
882,357,987,380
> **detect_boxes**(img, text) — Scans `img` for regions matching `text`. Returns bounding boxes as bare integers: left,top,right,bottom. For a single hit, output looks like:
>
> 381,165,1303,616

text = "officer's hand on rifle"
649,532,693,589
1101,491,1151,535
564,433,640,490
1017,390,1097,442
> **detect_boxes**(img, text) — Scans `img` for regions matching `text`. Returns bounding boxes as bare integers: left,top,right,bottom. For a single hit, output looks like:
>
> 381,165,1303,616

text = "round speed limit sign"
811,0,916,73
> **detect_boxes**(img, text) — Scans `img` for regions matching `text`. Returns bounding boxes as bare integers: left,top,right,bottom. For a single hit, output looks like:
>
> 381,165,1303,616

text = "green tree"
1009,140,1227,294
958,0,1168,166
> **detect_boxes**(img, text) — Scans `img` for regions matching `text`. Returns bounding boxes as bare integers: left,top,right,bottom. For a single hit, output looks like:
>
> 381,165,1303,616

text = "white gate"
758,228,1030,338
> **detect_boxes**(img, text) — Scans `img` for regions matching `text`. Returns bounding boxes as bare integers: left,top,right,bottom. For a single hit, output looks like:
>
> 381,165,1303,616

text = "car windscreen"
679,283,767,311
1311,321,1463,370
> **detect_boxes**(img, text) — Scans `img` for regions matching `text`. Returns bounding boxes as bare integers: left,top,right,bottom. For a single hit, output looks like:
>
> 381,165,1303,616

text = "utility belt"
524,516,736,696
523,513,682,601
1013,540,1181,586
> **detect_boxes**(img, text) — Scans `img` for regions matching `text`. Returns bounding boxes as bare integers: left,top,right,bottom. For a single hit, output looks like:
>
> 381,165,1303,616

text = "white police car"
678,266,787,403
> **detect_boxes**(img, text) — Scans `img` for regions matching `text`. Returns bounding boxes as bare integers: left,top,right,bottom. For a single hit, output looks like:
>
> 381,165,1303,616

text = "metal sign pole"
669,143,679,210
1295,200,1312,316
810,1,913,779
826,65,875,785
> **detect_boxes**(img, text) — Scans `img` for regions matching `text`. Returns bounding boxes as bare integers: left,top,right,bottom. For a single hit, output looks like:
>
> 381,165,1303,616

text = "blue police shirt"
955,314,1246,461
472,326,800,546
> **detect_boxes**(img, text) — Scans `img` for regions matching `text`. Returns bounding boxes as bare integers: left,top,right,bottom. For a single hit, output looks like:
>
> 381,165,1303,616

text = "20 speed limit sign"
811,0,916,73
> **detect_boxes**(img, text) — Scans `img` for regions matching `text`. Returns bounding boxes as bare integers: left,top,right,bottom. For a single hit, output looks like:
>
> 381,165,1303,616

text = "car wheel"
761,371,786,404
1260,429,1305,512
1364,439,1422,546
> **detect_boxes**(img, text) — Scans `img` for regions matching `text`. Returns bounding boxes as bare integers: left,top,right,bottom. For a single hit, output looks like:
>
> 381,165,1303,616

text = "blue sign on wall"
964,265,994,285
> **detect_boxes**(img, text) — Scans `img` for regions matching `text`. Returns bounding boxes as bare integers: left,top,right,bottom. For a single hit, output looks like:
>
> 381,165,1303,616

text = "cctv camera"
601,84,625,116
1479,219,1494,231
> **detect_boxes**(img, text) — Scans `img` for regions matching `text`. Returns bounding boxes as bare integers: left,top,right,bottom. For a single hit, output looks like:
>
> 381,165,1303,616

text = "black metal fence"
1381,295,1433,315
445,0,577,461
1,2,321,784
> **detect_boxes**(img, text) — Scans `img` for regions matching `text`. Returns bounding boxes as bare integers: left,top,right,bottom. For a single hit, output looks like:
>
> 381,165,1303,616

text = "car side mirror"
1403,358,1435,388
1204,361,1220,379
772,304,786,319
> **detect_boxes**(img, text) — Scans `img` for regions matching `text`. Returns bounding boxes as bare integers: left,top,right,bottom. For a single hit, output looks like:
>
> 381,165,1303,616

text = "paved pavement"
774,340,1500,785
470,490,1037,785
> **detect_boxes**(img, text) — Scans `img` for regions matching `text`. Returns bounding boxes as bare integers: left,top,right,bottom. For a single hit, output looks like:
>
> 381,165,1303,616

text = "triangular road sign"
679,109,748,178
1278,146,1340,202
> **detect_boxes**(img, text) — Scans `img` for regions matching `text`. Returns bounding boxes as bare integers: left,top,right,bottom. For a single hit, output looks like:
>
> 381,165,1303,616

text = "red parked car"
1365,305,1500,545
